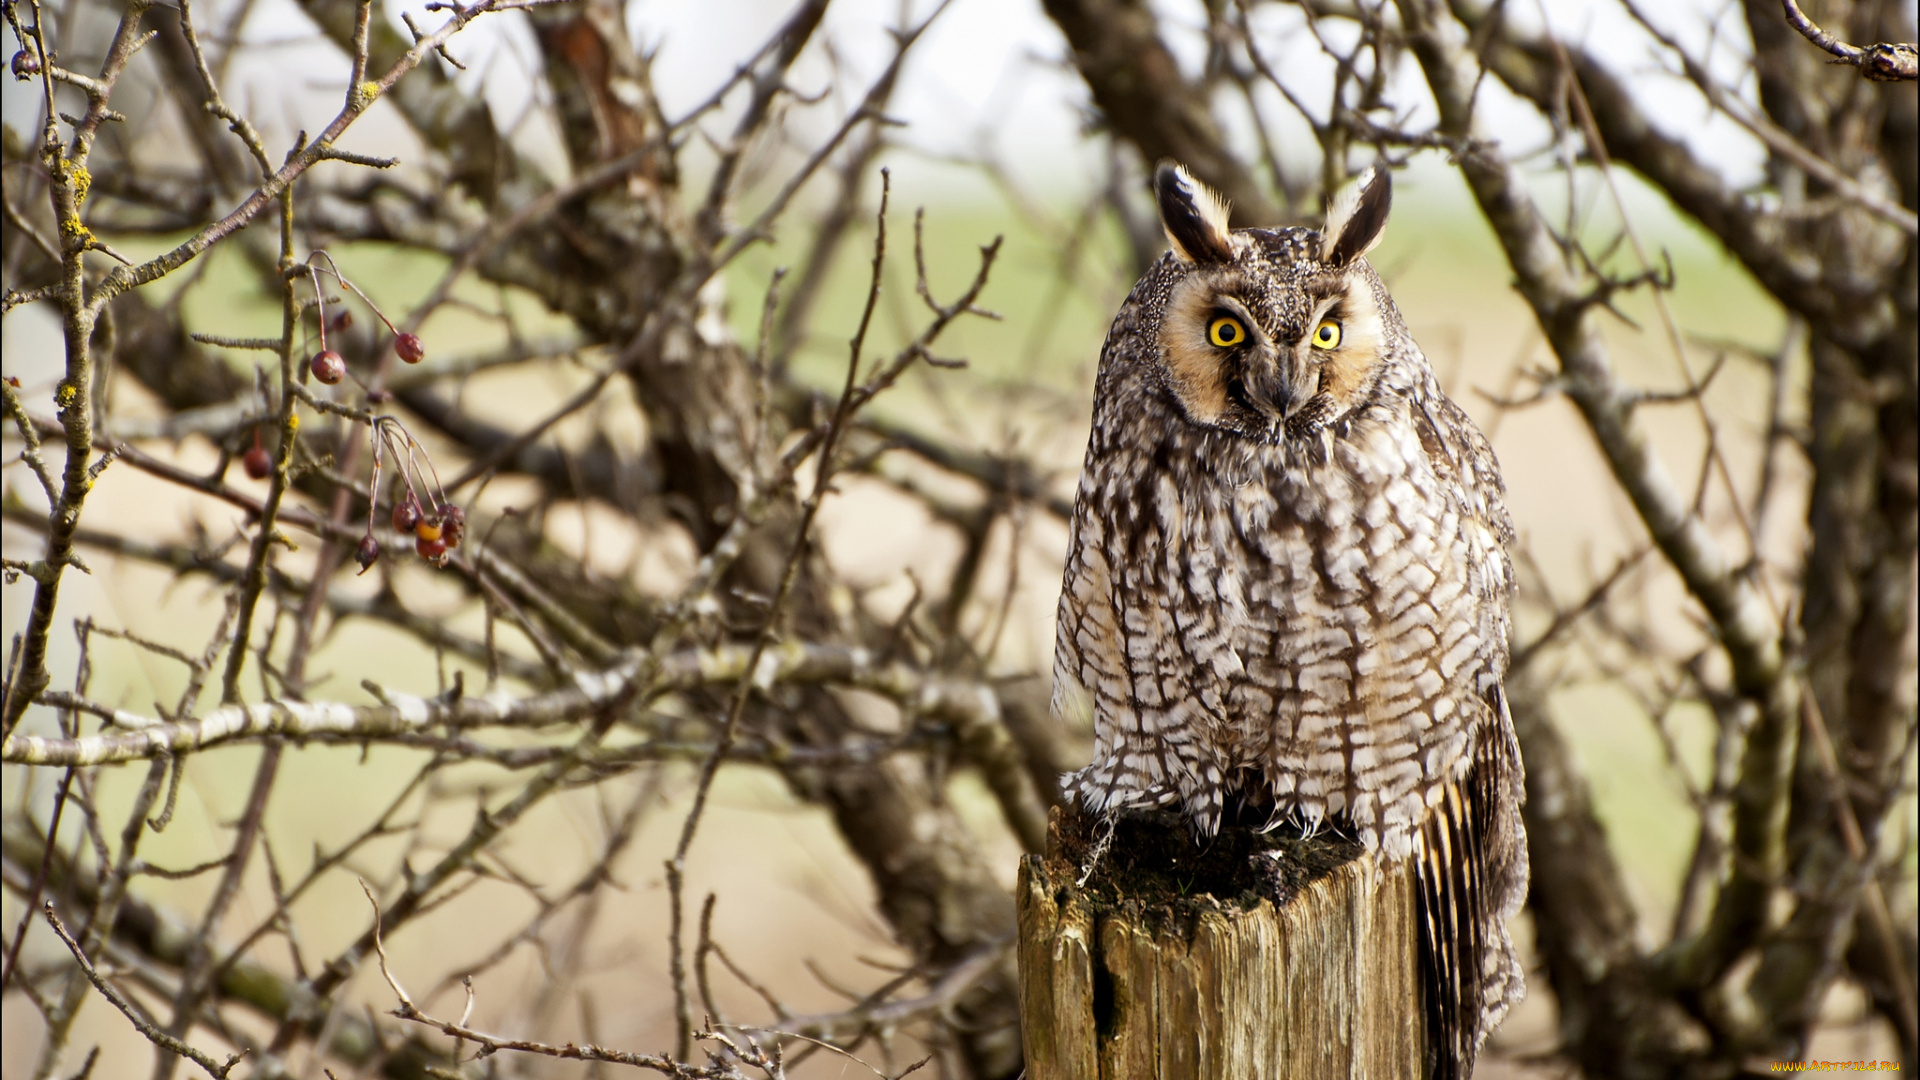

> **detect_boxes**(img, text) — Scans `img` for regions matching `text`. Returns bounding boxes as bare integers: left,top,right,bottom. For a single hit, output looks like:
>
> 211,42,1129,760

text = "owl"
1053,162,1527,1079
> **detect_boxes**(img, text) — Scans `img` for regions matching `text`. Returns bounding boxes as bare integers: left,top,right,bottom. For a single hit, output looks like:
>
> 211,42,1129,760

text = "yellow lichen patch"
63,162,91,205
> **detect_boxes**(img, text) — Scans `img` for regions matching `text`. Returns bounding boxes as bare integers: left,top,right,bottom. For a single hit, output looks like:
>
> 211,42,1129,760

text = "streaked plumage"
1054,162,1527,1078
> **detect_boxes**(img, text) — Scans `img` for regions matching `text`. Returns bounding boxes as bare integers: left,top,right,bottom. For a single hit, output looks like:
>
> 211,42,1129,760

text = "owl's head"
1146,162,1400,443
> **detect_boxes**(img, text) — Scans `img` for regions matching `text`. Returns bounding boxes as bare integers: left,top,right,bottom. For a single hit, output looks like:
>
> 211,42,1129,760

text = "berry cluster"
264,254,460,575
355,416,465,575
388,493,466,562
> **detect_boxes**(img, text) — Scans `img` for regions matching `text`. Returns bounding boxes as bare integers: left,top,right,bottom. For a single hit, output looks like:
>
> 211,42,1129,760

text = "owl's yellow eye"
1311,319,1343,349
1208,316,1246,348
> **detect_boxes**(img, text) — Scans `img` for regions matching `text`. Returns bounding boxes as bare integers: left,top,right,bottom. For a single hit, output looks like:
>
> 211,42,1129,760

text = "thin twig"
42,903,247,1079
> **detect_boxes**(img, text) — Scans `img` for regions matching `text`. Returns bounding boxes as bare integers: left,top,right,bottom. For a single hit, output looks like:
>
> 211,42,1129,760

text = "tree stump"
1017,804,1426,1078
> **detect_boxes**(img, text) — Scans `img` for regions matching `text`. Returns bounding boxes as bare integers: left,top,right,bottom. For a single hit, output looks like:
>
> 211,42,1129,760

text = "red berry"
329,310,353,332
414,519,443,542
392,497,422,534
415,534,447,561
242,445,272,480
11,51,41,78
310,350,346,385
440,505,466,549
395,333,425,364
354,535,381,574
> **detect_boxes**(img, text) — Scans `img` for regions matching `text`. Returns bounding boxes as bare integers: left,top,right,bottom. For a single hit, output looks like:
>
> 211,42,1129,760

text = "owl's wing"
1054,483,1234,832
1054,508,1145,810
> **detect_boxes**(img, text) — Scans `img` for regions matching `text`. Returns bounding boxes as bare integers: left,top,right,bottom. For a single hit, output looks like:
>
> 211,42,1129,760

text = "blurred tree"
1,0,1913,1077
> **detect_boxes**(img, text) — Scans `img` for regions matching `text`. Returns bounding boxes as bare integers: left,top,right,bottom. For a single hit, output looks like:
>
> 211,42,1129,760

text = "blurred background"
2,0,1914,1075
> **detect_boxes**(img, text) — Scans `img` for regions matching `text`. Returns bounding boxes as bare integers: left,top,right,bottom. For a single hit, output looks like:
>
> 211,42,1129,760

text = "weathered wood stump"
1017,804,1425,1078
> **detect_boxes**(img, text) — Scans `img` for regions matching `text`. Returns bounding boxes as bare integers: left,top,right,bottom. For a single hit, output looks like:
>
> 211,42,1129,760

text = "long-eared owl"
1053,162,1528,1078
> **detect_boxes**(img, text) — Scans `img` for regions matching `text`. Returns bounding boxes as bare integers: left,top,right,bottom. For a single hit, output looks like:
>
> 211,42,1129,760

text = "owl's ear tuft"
1155,162,1235,264
1321,166,1392,267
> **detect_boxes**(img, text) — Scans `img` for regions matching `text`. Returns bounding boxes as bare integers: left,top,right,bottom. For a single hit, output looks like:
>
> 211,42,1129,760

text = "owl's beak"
1240,348,1317,422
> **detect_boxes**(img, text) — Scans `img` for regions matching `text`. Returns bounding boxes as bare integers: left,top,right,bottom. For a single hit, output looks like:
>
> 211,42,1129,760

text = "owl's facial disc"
1159,270,1386,441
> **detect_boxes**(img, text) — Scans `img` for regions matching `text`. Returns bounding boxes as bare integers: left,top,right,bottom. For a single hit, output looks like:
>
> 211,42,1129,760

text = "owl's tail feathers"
1416,724,1528,1080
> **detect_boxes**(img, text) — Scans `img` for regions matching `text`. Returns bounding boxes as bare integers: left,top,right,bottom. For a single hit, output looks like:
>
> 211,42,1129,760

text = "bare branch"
1780,0,1918,80
42,903,247,1079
